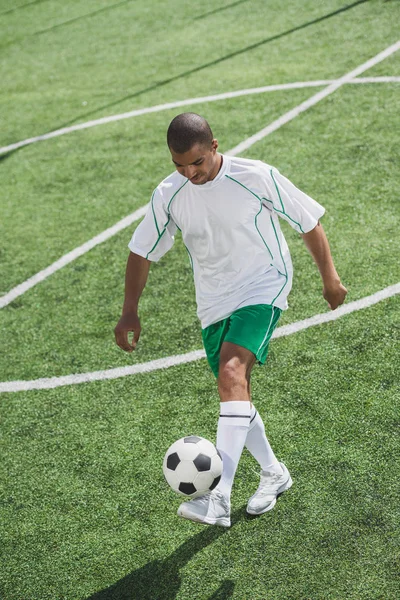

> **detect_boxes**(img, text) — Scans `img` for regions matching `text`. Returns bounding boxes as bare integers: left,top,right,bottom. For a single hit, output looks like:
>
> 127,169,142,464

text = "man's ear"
212,138,218,152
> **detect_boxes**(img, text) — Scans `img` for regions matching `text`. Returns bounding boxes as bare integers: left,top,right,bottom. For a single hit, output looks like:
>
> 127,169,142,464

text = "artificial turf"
1,0,399,598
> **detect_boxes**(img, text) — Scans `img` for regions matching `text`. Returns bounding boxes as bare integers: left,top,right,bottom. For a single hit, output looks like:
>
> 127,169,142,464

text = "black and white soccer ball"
163,436,223,498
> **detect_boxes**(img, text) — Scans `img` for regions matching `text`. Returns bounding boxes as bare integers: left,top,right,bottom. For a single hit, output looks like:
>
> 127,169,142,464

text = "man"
114,113,347,528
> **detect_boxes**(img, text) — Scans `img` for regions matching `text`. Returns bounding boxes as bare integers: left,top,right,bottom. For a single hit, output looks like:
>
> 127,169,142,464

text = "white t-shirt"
129,155,325,329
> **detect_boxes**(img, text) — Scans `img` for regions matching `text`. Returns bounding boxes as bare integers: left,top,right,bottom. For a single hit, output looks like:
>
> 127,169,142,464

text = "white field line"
0,81,334,155
353,76,400,83
1,283,399,393
227,41,400,155
0,76,399,156
0,205,149,309
0,84,338,311
0,42,400,308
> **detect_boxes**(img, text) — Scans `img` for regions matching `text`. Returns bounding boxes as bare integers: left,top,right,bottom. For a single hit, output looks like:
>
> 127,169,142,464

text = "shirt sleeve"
261,166,325,234
128,188,177,262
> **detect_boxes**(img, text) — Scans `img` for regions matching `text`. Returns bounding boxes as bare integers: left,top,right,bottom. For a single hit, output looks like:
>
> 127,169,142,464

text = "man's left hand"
323,282,348,310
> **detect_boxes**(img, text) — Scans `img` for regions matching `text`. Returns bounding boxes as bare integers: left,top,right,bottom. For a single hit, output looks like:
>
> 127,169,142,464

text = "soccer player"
114,113,347,527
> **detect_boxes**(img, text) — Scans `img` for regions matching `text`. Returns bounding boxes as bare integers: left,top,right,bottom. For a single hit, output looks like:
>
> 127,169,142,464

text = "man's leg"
178,305,290,525
244,369,292,516
177,341,255,526
245,374,283,475
214,342,256,500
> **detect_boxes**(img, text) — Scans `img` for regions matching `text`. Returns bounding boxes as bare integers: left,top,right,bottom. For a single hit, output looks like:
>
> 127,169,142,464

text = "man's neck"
209,153,223,181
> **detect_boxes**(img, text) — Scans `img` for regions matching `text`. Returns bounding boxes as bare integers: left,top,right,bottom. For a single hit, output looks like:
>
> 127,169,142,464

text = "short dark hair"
167,113,213,153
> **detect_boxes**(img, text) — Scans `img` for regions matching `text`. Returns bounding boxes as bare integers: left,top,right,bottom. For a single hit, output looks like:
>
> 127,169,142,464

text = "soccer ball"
163,436,223,498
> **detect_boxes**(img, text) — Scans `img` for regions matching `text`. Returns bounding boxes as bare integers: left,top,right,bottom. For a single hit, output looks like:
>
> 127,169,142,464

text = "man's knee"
217,357,248,392
217,342,256,397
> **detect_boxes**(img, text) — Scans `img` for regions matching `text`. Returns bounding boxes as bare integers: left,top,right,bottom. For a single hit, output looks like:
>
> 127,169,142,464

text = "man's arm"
301,222,347,310
114,252,151,352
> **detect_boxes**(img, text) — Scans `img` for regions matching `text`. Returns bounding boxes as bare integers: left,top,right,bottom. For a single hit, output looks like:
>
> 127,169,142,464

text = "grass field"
1,0,399,598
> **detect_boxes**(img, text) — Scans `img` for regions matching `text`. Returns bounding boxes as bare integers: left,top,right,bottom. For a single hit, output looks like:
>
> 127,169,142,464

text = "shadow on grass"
195,0,252,21
0,149,18,163
46,0,371,130
34,0,134,35
85,507,247,600
0,0,371,159
0,0,51,17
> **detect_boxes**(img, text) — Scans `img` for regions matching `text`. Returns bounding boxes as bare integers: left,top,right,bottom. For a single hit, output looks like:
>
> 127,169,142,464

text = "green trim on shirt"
270,168,285,213
269,215,289,304
269,169,305,234
146,215,171,259
261,196,305,233
176,223,194,272
167,179,189,213
185,246,194,272
225,174,273,259
150,189,160,237
146,180,188,259
254,202,273,259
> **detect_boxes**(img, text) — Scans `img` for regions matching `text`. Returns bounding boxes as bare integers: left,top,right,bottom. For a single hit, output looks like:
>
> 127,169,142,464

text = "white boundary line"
0,205,149,309
0,76,399,156
1,283,398,393
1,43,399,392
228,41,400,155
1,46,399,310
353,76,400,83
0,81,331,155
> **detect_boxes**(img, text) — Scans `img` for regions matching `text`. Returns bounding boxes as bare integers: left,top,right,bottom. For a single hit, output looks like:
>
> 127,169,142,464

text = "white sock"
245,404,283,475
216,401,251,501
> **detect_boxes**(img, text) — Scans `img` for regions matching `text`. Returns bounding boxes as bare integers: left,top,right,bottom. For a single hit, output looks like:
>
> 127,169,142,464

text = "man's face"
170,140,220,185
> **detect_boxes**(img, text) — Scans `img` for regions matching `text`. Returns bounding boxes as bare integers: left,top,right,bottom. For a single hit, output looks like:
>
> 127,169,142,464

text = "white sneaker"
247,462,292,515
177,490,231,527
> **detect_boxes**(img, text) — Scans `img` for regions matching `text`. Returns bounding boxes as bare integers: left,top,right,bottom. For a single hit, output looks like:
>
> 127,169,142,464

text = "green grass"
1,0,399,142
1,299,399,599
1,0,399,598
1,87,320,293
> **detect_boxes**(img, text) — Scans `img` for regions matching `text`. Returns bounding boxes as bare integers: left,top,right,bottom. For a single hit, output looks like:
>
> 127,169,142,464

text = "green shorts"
201,304,282,378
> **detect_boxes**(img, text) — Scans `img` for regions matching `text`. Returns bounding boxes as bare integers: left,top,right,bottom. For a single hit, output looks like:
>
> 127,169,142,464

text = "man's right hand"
114,312,141,352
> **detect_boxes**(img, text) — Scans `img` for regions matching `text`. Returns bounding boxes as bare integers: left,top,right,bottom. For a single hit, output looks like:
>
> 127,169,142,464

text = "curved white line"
2,48,399,310
1,77,399,156
1,283,398,393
